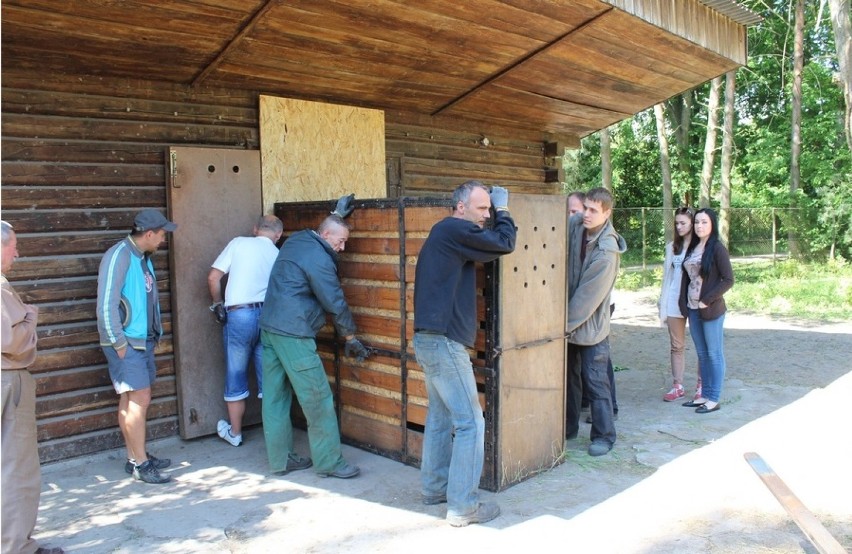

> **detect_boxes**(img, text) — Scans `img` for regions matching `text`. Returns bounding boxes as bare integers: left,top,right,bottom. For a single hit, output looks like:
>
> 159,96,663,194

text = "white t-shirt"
211,235,279,307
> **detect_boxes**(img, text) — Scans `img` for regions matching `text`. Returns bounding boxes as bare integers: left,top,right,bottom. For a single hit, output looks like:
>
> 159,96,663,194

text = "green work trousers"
260,330,346,474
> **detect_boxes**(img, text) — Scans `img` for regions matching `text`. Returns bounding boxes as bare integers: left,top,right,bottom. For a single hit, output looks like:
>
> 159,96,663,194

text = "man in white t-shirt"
207,215,283,446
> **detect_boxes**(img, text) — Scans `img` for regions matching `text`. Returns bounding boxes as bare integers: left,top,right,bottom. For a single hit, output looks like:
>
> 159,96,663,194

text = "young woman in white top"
659,207,701,401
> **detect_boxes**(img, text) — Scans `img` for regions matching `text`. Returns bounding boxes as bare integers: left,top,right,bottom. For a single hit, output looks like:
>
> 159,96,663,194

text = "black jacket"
679,242,734,321
413,212,516,347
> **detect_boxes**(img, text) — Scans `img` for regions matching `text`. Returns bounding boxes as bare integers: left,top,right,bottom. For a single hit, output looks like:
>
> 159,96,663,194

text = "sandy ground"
32,290,852,553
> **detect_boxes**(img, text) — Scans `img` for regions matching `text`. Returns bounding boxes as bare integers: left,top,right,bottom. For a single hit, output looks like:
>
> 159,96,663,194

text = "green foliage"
616,259,852,322
567,0,852,262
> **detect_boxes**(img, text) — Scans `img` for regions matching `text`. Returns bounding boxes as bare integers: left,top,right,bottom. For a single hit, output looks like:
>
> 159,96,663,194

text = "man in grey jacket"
259,215,369,479
565,188,627,456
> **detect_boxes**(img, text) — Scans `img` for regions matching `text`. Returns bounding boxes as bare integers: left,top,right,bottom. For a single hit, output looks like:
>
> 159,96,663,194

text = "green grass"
616,258,852,323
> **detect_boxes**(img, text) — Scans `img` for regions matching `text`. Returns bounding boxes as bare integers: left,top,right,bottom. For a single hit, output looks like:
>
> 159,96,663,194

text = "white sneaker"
217,419,242,447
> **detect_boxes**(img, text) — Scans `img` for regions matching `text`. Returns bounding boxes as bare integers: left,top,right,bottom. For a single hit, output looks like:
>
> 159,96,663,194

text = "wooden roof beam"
192,0,280,88
431,7,614,117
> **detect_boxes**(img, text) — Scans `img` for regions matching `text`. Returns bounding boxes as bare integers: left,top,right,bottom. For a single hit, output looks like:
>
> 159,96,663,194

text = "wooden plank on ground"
744,452,847,554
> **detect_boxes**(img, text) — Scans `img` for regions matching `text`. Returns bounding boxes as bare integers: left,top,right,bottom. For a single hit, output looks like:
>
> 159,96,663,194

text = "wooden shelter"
0,1,759,464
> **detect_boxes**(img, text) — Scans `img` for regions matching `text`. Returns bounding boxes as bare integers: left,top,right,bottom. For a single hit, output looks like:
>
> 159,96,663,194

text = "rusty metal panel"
168,146,262,439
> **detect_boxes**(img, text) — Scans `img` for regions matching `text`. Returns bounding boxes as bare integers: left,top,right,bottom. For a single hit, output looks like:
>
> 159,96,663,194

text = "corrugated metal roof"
698,0,764,26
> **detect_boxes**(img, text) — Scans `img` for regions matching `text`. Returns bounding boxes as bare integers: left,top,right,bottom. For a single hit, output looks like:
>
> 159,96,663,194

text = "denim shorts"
223,306,263,401
103,341,157,394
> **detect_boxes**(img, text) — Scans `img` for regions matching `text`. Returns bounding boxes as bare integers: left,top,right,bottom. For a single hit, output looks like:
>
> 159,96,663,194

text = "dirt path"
35,290,852,553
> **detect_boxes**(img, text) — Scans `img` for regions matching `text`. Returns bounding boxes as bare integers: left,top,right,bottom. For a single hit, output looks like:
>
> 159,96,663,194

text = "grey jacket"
259,229,356,339
566,214,627,345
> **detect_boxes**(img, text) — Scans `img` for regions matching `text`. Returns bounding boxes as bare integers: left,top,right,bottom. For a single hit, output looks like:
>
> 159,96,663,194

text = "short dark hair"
585,187,614,211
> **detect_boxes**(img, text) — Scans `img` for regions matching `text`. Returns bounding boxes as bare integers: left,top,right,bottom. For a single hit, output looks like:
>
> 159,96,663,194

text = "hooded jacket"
566,213,627,346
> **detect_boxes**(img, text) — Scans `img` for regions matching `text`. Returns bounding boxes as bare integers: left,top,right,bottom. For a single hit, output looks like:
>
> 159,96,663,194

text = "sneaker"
217,419,242,447
422,493,447,505
132,459,171,484
274,453,313,475
663,385,685,402
317,462,360,479
588,440,613,457
124,452,171,475
447,502,501,527
693,384,703,401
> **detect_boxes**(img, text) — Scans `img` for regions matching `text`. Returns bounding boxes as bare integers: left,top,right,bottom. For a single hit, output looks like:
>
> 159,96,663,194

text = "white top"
658,241,687,323
211,235,279,307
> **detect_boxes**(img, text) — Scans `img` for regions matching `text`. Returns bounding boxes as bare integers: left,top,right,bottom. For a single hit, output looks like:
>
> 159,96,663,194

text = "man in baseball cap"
96,209,177,484
133,209,178,233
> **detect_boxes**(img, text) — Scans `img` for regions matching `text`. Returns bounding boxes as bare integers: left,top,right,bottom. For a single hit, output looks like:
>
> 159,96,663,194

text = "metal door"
167,147,263,439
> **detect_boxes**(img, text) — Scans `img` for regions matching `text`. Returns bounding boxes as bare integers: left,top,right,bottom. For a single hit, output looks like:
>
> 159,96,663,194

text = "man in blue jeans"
565,188,626,456
207,215,283,447
413,181,516,527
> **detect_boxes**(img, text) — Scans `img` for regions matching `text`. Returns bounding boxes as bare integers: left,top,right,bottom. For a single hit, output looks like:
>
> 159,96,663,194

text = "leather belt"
227,302,263,312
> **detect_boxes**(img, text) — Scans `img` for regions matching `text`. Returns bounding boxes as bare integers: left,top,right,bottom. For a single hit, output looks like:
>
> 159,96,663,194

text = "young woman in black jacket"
679,208,734,413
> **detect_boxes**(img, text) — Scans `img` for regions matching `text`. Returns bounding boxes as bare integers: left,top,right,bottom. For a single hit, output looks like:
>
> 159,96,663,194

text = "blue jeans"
687,310,726,402
223,306,263,401
413,333,484,517
567,338,616,445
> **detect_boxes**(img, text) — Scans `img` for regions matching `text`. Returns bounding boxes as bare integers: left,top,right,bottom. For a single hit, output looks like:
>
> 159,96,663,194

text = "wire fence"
612,208,802,268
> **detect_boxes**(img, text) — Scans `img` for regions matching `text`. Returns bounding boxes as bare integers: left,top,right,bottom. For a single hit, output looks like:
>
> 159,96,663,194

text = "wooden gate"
167,147,263,439
274,194,566,490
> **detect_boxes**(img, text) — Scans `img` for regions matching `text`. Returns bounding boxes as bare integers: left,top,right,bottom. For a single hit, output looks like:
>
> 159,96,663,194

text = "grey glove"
331,193,356,219
489,186,509,211
210,302,227,325
344,337,370,362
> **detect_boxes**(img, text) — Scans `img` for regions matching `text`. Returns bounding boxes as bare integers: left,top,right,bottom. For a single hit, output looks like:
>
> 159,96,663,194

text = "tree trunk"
828,0,852,152
600,126,613,191
700,76,722,208
789,0,804,258
720,71,736,248
666,91,694,203
655,103,674,244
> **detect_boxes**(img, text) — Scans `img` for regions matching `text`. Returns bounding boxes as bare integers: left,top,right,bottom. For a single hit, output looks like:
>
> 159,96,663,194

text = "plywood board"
260,95,385,212
499,194,568,347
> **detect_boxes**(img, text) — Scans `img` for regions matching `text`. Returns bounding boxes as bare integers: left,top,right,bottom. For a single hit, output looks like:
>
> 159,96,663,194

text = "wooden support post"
743,452,848,554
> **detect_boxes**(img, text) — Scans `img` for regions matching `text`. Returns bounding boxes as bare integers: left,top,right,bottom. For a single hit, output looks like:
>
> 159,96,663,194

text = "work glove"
344,337,370,362
210,302,227,325
331,193,356,219
489,186,509,211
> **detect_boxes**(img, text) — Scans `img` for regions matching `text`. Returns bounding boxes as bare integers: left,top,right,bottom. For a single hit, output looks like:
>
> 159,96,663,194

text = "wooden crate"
274,194,566,491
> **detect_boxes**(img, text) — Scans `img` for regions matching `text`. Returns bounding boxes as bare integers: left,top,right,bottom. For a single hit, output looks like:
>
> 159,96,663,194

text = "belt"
227,302,263,312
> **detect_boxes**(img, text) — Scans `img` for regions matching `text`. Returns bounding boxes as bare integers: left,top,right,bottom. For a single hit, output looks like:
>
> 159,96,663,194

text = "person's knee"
126,388,152,409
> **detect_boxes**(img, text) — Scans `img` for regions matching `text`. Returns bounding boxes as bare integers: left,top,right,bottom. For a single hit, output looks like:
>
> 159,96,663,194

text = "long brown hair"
672,207,694,255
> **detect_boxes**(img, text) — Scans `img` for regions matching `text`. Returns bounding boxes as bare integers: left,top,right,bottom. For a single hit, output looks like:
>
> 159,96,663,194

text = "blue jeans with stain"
413,333,484,518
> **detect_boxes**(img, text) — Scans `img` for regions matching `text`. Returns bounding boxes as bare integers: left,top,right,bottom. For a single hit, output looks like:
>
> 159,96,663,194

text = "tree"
655,103,674,243
601,126,612,191
789,0,805,257
700,77,723,208
719,71,736,246
827,0,852,152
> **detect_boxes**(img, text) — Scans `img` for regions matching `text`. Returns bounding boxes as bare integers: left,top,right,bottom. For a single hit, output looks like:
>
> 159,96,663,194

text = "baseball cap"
134,209,177,233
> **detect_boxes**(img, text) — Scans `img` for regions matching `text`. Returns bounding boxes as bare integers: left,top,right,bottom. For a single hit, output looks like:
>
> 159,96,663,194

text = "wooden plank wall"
0,69,553,463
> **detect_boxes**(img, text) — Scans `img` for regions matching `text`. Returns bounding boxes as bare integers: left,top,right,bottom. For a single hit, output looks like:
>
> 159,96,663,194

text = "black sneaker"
132,460,171,484
124,452,171,475
273,453,313,476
